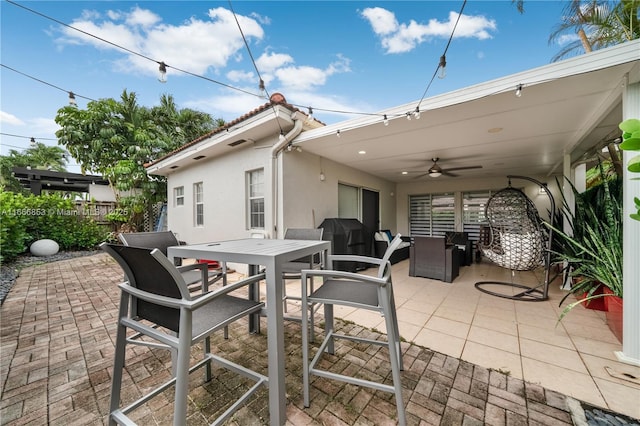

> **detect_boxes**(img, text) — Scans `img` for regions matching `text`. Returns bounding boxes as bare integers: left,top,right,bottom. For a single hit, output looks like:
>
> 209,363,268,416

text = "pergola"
11,167,109,195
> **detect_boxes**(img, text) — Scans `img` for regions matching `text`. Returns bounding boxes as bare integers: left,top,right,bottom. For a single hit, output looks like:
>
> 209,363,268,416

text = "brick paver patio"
0,253,607,425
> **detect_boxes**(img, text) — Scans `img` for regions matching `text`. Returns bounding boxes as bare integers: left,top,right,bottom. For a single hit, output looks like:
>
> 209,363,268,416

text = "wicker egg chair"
475,176,555,301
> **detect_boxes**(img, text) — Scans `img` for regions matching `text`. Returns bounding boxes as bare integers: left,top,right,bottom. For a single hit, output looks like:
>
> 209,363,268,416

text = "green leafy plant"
618,118,640,220
0,191,31,262
0,192,110,262
547,167,623,320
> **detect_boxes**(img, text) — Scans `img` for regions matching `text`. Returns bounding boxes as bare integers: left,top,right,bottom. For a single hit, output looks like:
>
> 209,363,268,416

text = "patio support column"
561,155,582,290
617,79,640,366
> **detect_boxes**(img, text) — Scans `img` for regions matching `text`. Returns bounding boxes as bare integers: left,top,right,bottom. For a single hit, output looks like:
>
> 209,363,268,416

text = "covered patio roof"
293,40,640,183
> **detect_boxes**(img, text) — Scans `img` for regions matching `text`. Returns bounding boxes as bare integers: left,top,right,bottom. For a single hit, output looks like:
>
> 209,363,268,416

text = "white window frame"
194,182,204,227
246,169,265,229
174,186,184,207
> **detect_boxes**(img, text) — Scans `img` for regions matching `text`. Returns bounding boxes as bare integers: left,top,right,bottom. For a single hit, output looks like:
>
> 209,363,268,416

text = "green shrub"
0,192,110,262
0,191,31,262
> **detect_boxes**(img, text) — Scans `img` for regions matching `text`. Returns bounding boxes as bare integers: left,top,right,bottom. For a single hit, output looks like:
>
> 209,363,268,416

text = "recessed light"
358,150,366,155
401,171,408,175
488,127,503,133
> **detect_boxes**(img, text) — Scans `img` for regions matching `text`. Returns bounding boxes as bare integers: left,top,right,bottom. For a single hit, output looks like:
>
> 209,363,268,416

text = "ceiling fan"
414,158,482,178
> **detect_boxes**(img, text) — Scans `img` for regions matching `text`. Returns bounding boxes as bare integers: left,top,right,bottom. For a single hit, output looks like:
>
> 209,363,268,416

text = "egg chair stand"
475,175,555,302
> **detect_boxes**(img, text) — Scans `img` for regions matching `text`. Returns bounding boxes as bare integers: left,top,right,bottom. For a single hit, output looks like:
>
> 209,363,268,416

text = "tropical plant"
0,192,109,262
618,117,640,220
548,166,623,319
0,142,69,194
55,90,220,229
549,0,640,61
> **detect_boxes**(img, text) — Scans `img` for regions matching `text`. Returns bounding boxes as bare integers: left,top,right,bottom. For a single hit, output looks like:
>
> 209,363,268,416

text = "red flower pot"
579,283,607,311
603,287,623,343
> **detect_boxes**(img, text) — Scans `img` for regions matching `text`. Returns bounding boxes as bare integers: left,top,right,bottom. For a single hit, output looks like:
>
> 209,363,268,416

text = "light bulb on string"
30,137,36,146
336,130,341,138
383,114,389,126
406,112,412,121
413,107,421,120
259,79,266,98
158,62,167,83
68,91,77,106
307,107,313,122
438,55,447,79
515,84,523,97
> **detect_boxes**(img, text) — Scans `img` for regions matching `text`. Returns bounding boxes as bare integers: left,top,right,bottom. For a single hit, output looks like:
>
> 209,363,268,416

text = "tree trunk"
577,28,593,53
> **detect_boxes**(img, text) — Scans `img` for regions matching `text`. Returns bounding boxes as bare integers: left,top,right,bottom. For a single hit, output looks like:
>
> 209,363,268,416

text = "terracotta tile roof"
146,93,305,168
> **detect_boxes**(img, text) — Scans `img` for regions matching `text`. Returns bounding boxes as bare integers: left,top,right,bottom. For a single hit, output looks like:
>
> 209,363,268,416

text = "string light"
307,107,313,122
30,137,36,146
259,79,266,98
68,91,76,105
336,130,341,138
1,64,94,103
383,115,389,126
438,55,447,79
515,84,523,97
6,0,486,130
1,132,57,141
158,62,167,83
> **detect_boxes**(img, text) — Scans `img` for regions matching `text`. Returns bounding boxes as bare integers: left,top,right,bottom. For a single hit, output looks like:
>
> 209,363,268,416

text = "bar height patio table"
167,238,331,426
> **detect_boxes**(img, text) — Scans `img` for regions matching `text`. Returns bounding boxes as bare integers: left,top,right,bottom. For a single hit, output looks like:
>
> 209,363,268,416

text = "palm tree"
150,94,220,151
0,143,68,193
549,0,639,61
591,0,640,45
25,142,68,172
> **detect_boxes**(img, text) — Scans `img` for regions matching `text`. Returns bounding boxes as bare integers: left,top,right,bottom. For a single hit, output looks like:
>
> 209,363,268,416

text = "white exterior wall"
88,184,116,202
165,144,274,245
281,152,397,236
396,174,561,235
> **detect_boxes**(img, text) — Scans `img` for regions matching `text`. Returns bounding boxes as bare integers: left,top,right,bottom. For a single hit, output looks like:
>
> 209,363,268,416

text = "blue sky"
1,1,570,172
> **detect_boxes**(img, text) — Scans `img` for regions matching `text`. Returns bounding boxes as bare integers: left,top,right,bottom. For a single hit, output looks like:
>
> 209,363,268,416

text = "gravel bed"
0,250,101,304
583,404,640,425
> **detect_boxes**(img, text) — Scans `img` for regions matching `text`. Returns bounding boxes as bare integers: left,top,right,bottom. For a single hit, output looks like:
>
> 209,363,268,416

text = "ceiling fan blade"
442,170,459,177
413,172,430,179
443,165,483,172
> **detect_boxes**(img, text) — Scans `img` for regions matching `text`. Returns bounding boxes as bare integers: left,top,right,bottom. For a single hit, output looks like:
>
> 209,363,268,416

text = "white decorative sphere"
30,239,60,256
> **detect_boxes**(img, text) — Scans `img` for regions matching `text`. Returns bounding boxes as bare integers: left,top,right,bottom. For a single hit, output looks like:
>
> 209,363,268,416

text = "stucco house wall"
281,151,397,234
166,143,274,244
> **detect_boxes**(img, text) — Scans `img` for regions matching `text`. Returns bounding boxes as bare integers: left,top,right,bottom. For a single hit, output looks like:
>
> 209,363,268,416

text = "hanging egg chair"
475,175,555,301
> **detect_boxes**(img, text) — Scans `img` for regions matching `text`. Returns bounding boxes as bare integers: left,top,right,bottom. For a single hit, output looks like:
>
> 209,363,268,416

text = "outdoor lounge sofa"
374,230,410,264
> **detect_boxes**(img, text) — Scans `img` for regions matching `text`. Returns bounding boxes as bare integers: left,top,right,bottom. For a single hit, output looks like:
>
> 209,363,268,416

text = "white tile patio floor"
284,258,640,420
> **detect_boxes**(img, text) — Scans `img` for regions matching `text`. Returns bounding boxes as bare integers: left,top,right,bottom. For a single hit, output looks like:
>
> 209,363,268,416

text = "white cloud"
554,34,579,46
360,7,398,36
274,55,351,91
361,8,497,54
227,70,255,83
256,51,294,73
125,6,162,28
30,118,61,136
0,111,25,126
54,6,352,120
57,6,264,78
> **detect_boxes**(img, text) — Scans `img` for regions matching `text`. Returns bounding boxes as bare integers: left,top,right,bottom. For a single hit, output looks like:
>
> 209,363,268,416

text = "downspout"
269,111,304,238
